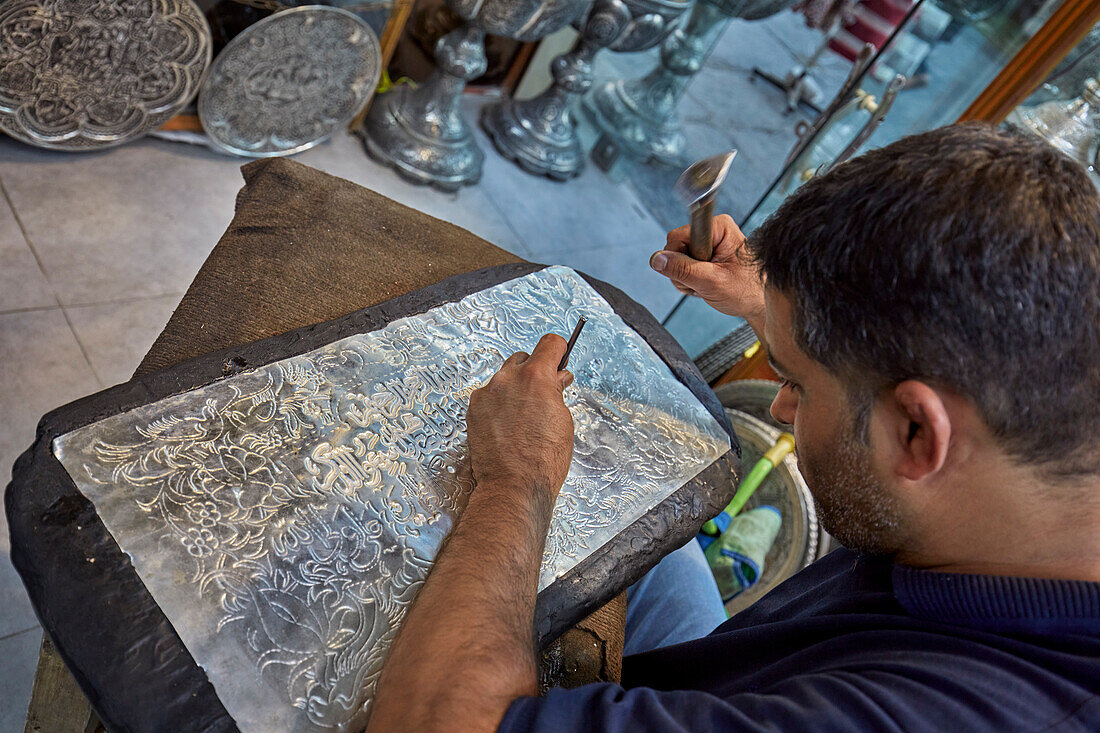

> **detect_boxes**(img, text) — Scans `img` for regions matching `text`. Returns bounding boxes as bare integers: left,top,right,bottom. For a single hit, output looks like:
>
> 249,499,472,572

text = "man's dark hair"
748,122,1100,478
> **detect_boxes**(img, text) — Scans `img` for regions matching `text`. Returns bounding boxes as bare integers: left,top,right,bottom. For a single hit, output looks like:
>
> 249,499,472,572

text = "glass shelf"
664,0,1068,366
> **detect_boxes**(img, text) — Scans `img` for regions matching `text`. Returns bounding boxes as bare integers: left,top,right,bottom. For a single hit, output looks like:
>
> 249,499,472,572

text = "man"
366,124,1100,731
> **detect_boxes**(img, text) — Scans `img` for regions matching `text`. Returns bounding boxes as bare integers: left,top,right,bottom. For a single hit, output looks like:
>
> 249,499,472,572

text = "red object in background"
829,0,915,61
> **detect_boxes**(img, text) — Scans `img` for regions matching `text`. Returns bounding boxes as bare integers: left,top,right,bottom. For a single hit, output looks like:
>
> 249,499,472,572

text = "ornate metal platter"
0,0,211,150
199,6,381,157
53,266,729,731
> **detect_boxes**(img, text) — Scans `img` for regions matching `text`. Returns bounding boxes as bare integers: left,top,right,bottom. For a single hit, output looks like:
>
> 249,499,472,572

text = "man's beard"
797,418,907,556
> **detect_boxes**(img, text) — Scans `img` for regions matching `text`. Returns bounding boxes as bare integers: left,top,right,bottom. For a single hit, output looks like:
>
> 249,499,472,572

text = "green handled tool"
702,432,795,536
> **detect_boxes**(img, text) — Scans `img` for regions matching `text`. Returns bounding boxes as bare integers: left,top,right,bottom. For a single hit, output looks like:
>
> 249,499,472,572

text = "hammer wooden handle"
688,198,716,261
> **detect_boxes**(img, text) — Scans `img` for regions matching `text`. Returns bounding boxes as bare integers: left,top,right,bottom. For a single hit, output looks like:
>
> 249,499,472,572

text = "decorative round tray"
722,408,821,616
0,0,211,151
198,5,381,157
714,379,784,431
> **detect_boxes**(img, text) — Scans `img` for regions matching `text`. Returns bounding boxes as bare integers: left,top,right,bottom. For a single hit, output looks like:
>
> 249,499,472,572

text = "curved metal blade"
675,150,737,206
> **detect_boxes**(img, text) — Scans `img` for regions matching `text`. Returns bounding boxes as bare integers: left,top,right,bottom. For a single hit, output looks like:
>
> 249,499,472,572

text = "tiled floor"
0,630,40,733
0,9,836,728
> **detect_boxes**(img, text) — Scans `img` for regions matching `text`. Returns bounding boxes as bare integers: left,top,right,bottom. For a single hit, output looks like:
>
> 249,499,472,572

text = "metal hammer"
674,151,737,262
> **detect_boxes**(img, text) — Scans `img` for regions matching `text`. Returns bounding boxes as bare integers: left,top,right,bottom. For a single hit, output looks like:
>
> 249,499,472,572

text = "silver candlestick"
586,0,797,162
362,0,588,190
480,0,691,180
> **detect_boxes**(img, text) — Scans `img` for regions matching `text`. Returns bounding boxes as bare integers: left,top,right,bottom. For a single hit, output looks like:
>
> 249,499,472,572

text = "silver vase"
362,0,588,190
585,0,796,162
480,0,691,180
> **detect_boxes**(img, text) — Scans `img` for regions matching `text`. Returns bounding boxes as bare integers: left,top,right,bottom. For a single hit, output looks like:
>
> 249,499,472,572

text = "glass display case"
663,0,1098,376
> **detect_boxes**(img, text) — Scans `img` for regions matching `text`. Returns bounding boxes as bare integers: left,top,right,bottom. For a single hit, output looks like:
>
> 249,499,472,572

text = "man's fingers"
712,215,749,258
651,250,718,291
527,333,568,372
558,370,574,390
503,350,529,367
714,214,744,240
665,225,690,253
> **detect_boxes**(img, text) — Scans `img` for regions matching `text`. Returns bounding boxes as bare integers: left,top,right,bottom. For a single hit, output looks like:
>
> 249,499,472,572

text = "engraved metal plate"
0,0,211,151
198,6,381,157
54,267,729,732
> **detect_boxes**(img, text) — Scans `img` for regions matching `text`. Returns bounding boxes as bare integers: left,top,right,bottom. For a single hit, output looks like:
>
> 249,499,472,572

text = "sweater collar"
892,564,1100,635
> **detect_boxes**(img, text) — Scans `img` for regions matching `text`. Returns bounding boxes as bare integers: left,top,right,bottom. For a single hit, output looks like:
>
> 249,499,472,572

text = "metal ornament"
199,6,381,157
480,0,691,180
586,0,797,161
54,266,729,732
361,23,489,189
0,0,211,151
1008,77,1100,169
361,0,588,190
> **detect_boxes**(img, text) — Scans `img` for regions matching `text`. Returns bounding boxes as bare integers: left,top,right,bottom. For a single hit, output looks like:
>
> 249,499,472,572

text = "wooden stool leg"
24,634,101,733
538,591,628,691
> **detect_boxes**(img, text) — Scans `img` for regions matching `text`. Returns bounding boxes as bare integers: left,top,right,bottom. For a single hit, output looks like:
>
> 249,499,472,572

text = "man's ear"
890,380,951,481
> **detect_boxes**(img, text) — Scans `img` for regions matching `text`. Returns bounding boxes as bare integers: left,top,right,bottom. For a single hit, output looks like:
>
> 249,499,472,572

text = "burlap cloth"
136,157,626,694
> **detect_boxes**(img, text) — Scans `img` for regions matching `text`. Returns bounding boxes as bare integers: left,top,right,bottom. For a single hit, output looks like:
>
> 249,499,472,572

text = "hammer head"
675,151,737,206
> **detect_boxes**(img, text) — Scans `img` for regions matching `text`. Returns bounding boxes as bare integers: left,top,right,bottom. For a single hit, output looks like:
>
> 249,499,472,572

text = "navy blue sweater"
500,549,1100,731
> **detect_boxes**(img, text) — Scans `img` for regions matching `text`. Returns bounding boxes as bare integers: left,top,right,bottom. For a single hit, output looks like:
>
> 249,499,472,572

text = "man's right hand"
466,334,574,502
650,214,767,332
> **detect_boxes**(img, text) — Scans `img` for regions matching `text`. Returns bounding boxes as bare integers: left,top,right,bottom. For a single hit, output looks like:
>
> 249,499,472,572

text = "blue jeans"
624,538,728,656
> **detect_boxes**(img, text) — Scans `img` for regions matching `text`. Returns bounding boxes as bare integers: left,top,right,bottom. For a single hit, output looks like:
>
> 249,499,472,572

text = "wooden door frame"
959,0,1100,123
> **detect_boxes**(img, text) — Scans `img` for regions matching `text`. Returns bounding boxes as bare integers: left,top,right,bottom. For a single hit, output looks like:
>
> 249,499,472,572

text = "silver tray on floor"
714,379,784,430
199,6,381,158
0,0,211,150
723,408,820,616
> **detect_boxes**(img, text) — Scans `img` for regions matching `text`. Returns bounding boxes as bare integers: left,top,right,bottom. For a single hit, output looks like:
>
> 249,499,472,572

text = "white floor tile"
0,308,102,649
0,137,242,306
476,133,666,260
0,181,55,313
296,133,531,259
0,308,101,497
0,629,42,733
64,295,180,388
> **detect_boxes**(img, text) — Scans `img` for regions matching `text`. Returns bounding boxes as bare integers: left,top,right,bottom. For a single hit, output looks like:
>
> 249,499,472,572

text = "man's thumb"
650,250,711,288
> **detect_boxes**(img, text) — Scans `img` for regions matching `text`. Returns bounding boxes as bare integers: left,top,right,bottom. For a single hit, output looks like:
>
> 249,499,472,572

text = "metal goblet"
361,0,589,190
480,0,691,180
586,0,797,162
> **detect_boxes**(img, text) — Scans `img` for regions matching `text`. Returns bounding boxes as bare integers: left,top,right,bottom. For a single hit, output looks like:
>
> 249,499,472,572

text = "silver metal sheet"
0,0,211,150
54,266,728,732
198,6,381,158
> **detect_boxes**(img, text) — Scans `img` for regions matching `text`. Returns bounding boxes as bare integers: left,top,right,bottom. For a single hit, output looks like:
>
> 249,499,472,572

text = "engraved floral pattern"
54,267,728,732
0,0,210,149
